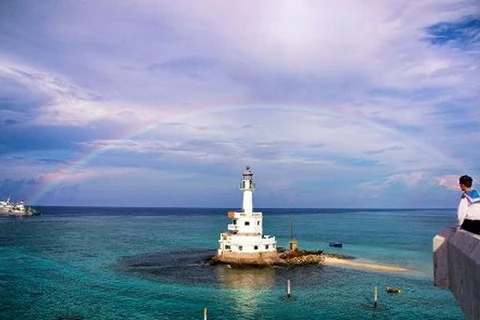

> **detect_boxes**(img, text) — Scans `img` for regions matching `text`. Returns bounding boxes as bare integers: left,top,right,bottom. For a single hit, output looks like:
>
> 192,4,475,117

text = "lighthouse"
216,166,278,266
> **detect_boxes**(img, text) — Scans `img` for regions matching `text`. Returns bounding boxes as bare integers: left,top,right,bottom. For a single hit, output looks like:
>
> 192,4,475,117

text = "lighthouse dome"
242,166,253,179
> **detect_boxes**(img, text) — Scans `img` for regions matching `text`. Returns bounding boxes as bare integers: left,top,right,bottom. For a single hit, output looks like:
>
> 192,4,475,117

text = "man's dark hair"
459,175,473,188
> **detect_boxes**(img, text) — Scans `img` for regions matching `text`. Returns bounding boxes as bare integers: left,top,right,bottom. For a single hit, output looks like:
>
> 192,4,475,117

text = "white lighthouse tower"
216,166,278,265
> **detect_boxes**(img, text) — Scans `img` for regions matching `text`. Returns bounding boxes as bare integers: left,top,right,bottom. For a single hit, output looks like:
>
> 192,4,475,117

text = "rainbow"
27,104,470,204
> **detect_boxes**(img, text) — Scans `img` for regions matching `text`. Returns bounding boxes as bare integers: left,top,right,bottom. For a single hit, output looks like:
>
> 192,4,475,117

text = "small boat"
329,242,343,248
386,287,402,293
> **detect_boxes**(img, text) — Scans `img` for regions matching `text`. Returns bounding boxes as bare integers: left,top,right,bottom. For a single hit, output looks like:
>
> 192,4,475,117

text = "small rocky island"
208,247,355,267
210,167,407,272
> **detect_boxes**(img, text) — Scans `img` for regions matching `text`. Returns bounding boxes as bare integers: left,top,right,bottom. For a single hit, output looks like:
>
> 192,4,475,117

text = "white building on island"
216,166,278,265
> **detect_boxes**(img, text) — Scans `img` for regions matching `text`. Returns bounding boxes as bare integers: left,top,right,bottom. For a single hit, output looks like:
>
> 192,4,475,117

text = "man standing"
458,175,480,235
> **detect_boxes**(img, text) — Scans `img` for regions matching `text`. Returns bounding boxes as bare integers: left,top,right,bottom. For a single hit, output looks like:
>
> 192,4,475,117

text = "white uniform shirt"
457,191,480,226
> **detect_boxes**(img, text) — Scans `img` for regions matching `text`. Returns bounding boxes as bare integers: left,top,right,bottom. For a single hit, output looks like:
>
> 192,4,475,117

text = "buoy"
287,279,291,298
373,286,378,308
203,308,207,320
386,287,402,294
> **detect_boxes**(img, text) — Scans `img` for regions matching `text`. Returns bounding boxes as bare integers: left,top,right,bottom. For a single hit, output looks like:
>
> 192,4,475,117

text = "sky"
0,0,479,208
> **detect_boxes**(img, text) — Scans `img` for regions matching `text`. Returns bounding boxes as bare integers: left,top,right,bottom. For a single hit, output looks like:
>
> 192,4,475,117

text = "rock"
207,249,338,267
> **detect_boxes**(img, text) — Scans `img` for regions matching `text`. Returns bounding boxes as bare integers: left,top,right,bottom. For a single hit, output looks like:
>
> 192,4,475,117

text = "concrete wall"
214,251,280,266
433,228,480,320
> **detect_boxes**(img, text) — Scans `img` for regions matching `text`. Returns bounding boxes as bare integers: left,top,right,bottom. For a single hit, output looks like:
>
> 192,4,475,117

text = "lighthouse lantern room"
216,167,277,262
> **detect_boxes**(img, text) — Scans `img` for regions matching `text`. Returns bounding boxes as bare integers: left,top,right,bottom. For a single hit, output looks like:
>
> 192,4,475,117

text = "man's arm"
457,195,468,228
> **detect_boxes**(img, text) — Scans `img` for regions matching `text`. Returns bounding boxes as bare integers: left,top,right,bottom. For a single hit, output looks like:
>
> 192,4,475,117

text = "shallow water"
0,207,464,319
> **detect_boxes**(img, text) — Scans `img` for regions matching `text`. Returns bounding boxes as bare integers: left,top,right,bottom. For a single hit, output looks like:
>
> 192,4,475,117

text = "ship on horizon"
0,197,38,216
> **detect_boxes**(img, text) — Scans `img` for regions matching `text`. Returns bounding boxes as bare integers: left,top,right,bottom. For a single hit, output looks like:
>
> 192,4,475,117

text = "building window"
254,245,258,250
225,245,231,250
245,221,250,226
239,246,243,251
233,220,237,225
265,245,269,249
257,221,260,225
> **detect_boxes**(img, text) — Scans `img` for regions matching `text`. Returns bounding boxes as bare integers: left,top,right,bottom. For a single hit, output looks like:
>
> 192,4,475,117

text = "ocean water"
0,207,464,320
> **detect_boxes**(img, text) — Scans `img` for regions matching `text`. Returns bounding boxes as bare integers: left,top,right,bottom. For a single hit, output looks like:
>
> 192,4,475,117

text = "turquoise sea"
0,207,464,319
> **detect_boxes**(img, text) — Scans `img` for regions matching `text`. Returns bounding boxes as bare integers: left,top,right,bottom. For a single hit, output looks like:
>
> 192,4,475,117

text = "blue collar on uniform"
465,189,480,204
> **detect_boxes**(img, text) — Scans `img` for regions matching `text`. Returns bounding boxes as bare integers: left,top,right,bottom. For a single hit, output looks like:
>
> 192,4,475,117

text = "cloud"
0,57,177,128
437,174,480,191
384,172,426,188
0,178,39,201
0,0,478,207
359,171,428,192
437,175,461,190
0,57,105,125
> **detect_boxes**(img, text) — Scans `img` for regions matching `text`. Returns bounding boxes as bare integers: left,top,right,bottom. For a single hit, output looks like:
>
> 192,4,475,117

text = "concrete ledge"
433,228,480,320
449,231,479,255
433,228,455,288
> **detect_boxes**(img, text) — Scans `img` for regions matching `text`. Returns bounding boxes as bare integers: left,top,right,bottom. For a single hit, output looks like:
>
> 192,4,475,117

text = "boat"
386,287,402,293
0,197,38,216
329,242,343,248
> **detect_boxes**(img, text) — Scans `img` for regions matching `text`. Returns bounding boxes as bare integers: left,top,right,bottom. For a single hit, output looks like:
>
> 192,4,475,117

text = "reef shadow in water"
113,249,344,290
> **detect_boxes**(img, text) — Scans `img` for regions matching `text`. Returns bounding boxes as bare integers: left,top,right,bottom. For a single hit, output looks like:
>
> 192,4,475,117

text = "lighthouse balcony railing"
227,224,239,231
263,235,276,242
228,211,263,218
